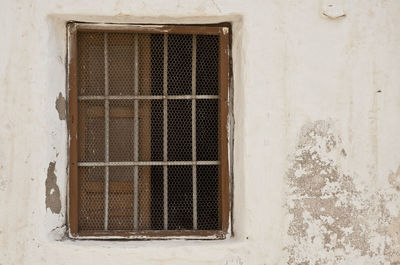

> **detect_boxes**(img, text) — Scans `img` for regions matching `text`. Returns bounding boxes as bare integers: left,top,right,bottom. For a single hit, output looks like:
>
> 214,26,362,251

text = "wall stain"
285,120,400,265
388,167,400,192
45,162,61,214
55,92,66,120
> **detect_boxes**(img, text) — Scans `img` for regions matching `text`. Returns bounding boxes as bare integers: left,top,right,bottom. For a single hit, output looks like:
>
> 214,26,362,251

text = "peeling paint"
55,92,66,120
45,162,61,214
285,120,400,264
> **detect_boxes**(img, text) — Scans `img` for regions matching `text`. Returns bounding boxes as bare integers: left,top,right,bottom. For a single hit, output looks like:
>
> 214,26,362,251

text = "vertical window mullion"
104,32,110,231
192,35,197,230
133,34,140,230
163,33,168,230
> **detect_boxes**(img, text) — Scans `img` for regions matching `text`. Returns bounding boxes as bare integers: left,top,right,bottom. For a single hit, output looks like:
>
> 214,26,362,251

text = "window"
68,23,230,239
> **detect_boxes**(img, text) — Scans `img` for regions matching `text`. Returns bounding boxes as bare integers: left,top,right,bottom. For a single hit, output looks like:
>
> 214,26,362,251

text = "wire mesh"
78,100,105,162
76,31,222,233
196,99,219,161
108,166,135,230
79,166,105,231
196,35,219,95
168,99,192,161
78,32,105,96
109,100,135,162
197,165,220,230
108,33,136,96
167,34,193,95
168,166,193,230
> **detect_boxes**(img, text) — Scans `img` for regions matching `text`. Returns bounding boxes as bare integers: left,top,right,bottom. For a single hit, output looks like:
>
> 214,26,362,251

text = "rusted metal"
78,95,219,100
191,34,198,230
133,34,139,230
163,33,169,230
104,32,110,231
77,161,220,166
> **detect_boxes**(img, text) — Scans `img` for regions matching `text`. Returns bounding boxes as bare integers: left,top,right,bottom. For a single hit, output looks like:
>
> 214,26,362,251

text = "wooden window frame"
67,22,230,239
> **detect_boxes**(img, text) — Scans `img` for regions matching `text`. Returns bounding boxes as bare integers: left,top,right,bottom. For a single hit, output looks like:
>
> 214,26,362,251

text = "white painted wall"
1,0,400,264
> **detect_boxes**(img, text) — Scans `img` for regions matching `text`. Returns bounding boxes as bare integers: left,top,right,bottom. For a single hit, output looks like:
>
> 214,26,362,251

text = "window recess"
68,23,230,239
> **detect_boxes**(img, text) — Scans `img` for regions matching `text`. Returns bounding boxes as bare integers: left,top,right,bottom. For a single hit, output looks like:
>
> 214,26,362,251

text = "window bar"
133,34,139,230
104,32,110,231
163,33,168,230
78,161,220,166
78,95,219,100
192,35,197,230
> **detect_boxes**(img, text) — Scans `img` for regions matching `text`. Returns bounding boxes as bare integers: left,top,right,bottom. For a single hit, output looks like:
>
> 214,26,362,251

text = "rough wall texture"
285,120,400,264
1,0,400,264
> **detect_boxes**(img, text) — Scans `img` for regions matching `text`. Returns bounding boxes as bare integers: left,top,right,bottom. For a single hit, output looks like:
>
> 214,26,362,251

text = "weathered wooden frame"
67,22,230,239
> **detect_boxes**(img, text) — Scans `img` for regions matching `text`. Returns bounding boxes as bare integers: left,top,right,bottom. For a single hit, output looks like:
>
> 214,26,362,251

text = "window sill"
69,229,228,240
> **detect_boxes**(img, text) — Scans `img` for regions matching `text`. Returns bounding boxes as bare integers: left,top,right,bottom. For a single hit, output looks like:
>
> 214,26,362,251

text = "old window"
68,23,230,239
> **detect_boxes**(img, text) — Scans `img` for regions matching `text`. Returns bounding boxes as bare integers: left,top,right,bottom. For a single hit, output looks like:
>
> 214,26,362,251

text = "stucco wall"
1,0,400,264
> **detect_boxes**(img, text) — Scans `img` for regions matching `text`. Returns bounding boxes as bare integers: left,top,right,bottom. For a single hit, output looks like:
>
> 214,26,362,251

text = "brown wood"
138,35,152,229
84,180,134,193
76,230,226,239
78,104,87,161
68,23,231,238
219,29,230,233
86,106,135,118
76,24,225,35
68,23,79,235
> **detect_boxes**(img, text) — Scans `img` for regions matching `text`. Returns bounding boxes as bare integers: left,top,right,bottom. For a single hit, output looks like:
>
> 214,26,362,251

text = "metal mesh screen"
77,31,221,232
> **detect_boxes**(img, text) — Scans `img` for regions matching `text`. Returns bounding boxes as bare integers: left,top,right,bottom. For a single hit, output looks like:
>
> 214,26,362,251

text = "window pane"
109,100,135,162
197,165,219,230
141,100,163,162
167,34,192,95
149,166,164,230
108,33,136,96
146,34,164,95
79,166,105,231
196,35,219,95
108,166,135,230
78,32,105,96
78,100,105,162
167,99,192,161
168,166,193,230
196,99,219,161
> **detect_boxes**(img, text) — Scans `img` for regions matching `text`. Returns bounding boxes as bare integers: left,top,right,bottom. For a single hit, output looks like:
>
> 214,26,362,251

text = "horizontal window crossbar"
78,95,219,100
77,161,220,166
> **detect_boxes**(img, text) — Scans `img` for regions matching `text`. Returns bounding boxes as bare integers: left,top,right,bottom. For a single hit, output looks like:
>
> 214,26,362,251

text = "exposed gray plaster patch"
285,120,400,264
55,92,66,120
45,162,61,214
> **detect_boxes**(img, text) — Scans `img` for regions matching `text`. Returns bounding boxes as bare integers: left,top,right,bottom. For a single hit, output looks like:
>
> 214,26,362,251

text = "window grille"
68,23,230,238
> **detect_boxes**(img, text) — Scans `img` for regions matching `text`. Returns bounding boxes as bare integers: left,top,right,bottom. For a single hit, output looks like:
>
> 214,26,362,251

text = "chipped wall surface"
45,162,61,214
285,121,400,264
1,0,400,264
55,93,66,121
